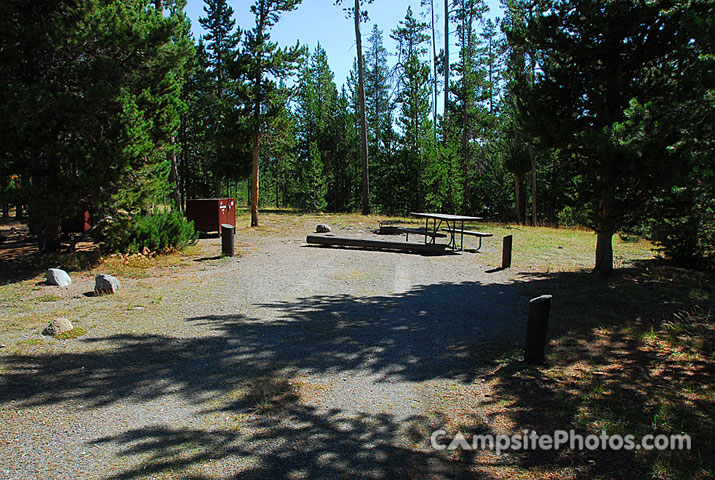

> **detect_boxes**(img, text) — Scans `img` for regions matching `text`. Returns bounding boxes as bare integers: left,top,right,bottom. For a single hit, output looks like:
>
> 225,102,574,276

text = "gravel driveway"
1,217,527,479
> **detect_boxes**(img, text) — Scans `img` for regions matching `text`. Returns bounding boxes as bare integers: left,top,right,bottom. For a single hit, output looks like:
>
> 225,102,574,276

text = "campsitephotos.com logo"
430,429,692,456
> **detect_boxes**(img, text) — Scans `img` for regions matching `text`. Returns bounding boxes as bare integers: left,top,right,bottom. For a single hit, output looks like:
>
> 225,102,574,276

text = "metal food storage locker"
185,198,236,235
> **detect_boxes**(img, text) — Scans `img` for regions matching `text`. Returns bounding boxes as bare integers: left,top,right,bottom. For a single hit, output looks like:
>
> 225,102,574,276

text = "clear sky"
184,0,504,101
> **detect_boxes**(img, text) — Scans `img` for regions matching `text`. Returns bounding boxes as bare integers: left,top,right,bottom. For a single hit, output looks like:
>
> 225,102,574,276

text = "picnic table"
410,212,485,251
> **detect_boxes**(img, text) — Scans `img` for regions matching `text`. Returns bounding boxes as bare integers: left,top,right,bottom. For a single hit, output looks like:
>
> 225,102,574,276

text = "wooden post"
502,235,513,269
221,224,235,257
525,294,552,365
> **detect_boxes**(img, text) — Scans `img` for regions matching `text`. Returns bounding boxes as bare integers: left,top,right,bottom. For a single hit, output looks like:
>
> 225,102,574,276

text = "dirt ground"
1,214,711,479
0,215,533,479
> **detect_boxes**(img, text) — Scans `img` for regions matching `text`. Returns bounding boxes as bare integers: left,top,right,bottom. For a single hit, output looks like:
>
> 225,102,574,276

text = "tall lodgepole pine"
354,0,370,215
443,0,449,146
243,0,303,227
336,0,373,215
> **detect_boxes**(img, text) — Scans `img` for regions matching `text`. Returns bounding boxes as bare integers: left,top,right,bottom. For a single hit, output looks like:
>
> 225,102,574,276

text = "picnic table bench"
442,227,493,250
395,226,447,243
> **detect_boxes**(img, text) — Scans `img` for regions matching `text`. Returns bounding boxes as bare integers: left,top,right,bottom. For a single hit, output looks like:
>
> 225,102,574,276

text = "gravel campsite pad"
0,216,528,479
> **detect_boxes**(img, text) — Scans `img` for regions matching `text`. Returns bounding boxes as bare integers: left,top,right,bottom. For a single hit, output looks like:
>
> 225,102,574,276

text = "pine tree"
450,0,488,213
296,44,338,211
511,0,706,273
364,25,395,213
0,0,193,252
242,0,304,227
392,6,433,212
335,0,374,215
199,0,240,196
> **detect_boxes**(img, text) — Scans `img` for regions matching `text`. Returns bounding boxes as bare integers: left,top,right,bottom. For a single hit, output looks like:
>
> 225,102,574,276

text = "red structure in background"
61,209,91,233
185,198,236,235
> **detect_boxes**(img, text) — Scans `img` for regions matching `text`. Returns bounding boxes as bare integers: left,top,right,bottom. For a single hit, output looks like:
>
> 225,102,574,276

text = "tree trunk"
354,0,370,215
594,183,615,275
530,144,536,226
251,132,260,227
443,0,449,143
169,136,181,211
430,0,437,142
37,218,62,254
515,173,521,224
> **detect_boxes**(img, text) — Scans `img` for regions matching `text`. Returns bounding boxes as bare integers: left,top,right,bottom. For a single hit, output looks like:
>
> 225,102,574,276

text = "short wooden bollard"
525,294,552,365
502,235,513,269
221,223,235,257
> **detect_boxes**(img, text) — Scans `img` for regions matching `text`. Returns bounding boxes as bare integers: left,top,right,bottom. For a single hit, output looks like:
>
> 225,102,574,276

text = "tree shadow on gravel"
0,280,525,479
89,406,482,480
1,281,526,408
7,264,713,478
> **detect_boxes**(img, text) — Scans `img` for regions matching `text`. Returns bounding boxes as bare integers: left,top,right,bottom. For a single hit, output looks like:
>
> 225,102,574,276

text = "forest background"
0,0,712,273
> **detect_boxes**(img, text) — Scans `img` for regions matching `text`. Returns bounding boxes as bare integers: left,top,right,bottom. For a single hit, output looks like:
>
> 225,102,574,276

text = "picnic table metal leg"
460,220,465,251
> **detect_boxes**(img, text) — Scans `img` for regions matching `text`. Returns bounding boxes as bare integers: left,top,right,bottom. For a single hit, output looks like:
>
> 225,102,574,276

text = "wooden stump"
525,294,552,365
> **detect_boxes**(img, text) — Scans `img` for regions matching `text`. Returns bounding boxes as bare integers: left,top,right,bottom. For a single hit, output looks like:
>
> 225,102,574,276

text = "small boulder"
95,274,121,295
46,268,72,286
43,317,73,336
316,224,331,233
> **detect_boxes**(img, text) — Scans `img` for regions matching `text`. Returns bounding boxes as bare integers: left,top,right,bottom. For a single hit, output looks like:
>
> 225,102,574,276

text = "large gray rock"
46,268,71,286
316,224,331,233
43,318,73,336
95,274,121,295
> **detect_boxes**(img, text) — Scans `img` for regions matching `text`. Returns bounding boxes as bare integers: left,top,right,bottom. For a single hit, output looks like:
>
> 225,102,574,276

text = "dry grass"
477,264,715,479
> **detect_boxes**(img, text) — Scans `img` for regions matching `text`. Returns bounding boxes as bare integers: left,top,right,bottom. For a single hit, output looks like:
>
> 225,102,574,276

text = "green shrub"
647,186,715,265
557,205,591,227
96,210,198,254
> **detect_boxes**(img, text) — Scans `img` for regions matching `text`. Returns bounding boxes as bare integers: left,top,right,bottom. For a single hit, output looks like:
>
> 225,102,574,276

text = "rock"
316,224,331,233
43,318,73,336
95,274,121,295
46,268,72,286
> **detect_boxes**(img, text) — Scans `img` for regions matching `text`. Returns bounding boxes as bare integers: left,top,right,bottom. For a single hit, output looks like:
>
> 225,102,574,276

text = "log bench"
442,228,493,250
306,234,446,254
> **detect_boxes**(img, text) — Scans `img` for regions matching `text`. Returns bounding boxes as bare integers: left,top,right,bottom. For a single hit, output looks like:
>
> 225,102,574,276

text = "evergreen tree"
0,0,192,252
335,0,374,215
199,0,240,196
392,6,433,213
511,0,708,273
449,0,488,213
241,0,304,227
295,44,338,211
331,83,363,211
364,26,395,213
262,82,298,209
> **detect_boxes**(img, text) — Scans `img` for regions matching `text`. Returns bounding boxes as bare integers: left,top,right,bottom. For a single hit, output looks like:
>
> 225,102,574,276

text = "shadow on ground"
1,280,523,478
2,264,713,478
0,218,102,285
2,281,524,406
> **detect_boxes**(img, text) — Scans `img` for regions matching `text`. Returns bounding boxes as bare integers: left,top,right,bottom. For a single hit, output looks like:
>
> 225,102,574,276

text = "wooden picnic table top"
410,212,483,222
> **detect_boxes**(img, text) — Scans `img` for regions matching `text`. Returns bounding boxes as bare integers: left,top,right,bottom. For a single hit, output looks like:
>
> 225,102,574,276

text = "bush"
557,205,591,227
647,186,715,265
96,210,198,254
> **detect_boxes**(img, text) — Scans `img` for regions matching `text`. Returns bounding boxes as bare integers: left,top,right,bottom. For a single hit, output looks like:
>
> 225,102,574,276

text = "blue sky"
184,0,504,98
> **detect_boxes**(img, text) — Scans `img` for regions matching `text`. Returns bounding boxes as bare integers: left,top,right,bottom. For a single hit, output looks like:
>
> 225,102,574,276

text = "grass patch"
36,294,62,302
16,338,43,346
482,264,715,479
54,327,88,340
